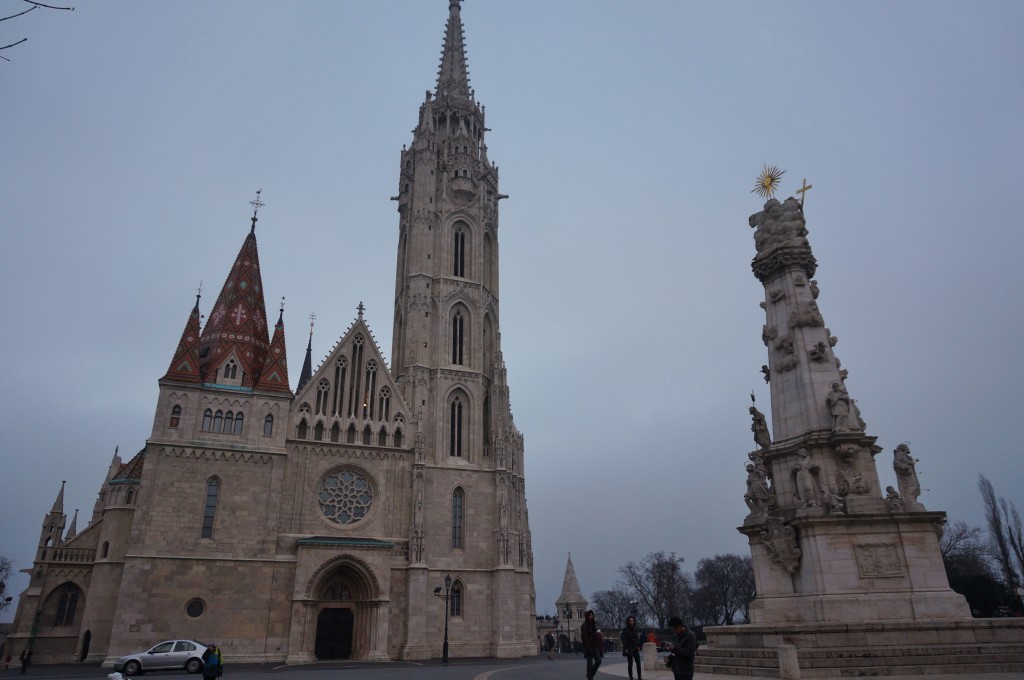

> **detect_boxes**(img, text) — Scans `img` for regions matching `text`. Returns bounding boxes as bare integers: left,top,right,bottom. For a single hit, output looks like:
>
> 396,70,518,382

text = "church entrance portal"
315,607,353,660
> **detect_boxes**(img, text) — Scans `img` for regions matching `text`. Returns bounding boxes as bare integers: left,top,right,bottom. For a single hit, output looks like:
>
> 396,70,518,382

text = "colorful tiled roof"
162,295,203,384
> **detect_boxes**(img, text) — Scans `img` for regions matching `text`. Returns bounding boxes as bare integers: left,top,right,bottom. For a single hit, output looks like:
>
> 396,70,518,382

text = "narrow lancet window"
201,477,220,539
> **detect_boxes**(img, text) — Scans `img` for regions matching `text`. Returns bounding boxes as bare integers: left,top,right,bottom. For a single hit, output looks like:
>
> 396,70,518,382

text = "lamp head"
445,574,452,589
433,587,442,596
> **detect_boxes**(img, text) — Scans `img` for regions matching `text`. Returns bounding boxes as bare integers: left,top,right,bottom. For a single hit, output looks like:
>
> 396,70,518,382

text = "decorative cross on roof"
249,189,264,233
308,311,317,337
357,301,365,320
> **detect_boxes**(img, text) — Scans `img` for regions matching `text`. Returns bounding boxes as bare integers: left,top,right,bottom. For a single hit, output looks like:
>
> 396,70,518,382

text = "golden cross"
796,178,813,207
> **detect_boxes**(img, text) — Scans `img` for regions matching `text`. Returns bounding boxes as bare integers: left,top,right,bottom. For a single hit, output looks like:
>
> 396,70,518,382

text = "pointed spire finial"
357,301,365,320
196,280,203,305
249,189,264,233
308,312,317,339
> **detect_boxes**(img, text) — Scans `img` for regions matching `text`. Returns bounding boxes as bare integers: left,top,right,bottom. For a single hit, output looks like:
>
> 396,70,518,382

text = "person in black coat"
665,617,697,680
580,610,603,680
619,615,643,680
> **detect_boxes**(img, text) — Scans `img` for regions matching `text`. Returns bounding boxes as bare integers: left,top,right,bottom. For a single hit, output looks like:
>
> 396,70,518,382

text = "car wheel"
186,658,202,674
124,660,142,676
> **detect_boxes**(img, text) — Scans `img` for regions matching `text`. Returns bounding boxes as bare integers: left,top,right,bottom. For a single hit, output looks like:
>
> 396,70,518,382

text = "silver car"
114,640,208,675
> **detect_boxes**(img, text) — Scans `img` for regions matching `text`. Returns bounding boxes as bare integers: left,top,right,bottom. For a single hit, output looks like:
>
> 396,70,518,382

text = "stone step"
696,643,1024,677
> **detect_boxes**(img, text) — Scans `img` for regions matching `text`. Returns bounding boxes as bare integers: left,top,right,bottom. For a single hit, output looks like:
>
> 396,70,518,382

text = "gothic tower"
392,0,535,659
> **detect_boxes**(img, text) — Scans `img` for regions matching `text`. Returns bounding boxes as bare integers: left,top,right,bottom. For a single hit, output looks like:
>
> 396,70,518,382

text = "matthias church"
7,0,536,664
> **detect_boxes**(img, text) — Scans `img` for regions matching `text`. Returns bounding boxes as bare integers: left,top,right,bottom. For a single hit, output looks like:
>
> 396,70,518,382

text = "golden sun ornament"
752,164,785,199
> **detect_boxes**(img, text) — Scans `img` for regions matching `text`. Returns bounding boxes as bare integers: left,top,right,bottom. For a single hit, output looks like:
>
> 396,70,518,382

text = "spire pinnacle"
435,0,471,100
51,480,67,513
357,302,365,320
296,311,315,393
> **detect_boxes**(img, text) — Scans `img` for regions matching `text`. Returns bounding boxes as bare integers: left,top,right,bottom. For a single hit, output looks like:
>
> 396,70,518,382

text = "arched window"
362,425,372,445
333,357,348,416
449,395,464,457
101,541,109,559
314,422,325,441
233,412,244,434
394,428,403,448
125,489,134,504
213,410,223,433
202,409,213,431
378,427,388,446
54,585,80,626
170,404,181,428
263,414,274,436
451,310,465,365
363,360,378,419
347,424,356,444
297,420,308,439
330,423,340,443
223,411,234,433
315,379,329,416
201,477,219,539
451,487,465,549
450,580,463,617
453,224,466,277
378,387,391,422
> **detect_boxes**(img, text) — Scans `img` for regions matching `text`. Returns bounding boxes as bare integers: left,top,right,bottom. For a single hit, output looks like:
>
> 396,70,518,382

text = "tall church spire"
199,203,273,390
435,0,472,101
296,313,315,393
162,293,203,384
255,304,292,394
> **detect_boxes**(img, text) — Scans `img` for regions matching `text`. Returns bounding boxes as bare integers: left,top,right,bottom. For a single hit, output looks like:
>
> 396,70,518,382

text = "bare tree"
0,555,13,611
617,551,690,627
1,1,74,62
940,518,1005,616
590,588,635,629
979,475,1020,589
692,554,755,625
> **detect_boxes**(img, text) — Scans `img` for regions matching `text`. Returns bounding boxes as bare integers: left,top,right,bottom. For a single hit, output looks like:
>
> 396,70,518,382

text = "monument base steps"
698,619,1024,677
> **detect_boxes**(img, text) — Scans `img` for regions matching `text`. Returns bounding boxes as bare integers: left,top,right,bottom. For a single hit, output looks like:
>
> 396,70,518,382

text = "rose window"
318,469,374,525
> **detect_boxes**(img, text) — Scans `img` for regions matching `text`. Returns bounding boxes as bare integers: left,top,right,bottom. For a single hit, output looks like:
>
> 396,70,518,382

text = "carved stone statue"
750,406,771,451
761,364,771,383
826,381,852,431
824,485,846,515
893,443,922,508
744,461,773,518
885,486,905,512
792,448,821,507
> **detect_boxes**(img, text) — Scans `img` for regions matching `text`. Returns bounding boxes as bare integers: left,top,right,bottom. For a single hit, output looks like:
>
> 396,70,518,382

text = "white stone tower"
554,553,588,650
698,195,1024,677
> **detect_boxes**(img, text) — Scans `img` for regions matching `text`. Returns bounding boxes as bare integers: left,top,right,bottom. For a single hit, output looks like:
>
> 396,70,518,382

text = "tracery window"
322,578,352,601
449,395,464,457
378,387,391,422
450,580,463,617
451,310,465,365
315,379,329,416
53,585,79,626
317,468,374,525
201,477,219,539
333,357,347,416
453,226,466,277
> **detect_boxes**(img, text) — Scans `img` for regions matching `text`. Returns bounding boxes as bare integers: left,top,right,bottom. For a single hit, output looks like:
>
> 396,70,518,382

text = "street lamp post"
433,574,453,664
561,601,573,652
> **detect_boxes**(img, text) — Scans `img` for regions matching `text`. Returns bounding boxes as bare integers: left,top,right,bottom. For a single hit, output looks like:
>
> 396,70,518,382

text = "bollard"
777,644,800,680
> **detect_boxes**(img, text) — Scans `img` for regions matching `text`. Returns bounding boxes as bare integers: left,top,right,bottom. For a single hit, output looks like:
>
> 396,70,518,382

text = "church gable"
291,314,410,447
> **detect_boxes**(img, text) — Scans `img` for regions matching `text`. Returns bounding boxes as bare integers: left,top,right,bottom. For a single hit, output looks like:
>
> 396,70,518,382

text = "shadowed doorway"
315,608,353,659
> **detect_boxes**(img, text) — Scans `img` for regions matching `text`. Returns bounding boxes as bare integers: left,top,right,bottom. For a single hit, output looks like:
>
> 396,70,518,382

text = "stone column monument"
696,195,1024,677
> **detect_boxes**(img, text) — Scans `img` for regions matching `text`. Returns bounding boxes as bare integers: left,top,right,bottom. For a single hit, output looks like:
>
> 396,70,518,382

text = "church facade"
7,1,536,665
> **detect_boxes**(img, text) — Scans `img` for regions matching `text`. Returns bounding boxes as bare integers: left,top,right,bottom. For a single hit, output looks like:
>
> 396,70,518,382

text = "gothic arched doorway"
315,608,353,659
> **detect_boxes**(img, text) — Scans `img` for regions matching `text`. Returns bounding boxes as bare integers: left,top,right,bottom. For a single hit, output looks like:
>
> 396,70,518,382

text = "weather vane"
752,164,785,200
250,189,265,219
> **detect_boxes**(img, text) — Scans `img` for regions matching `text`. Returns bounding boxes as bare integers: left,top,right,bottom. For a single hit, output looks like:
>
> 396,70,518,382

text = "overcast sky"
2,1,1023,624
